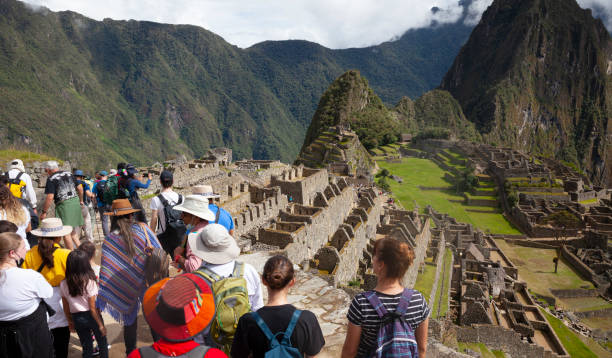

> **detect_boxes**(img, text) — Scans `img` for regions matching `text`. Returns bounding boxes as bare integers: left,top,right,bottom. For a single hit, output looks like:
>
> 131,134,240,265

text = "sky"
22,0,612,49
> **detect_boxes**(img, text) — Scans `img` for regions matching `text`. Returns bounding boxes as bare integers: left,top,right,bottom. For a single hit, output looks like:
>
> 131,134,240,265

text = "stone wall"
403,218,432,288
233,187,288,237
560,245,610,294
270,167,329,205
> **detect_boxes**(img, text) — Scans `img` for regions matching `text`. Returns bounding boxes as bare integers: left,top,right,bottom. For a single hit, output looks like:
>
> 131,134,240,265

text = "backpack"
102,175,128,205
195,262,251,354
156,193,186,255
95,180,107,204
138,345,209,358
139,223,169,287
364,288,418,358
251,309,303,358
5,172,26,198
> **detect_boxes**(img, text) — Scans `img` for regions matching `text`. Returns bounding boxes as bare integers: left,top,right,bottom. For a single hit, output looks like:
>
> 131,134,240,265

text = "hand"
99,325,107,337
68,321,75,333
40,211,47,220
80,201,84,206
173,247,185,258
147,173,152,180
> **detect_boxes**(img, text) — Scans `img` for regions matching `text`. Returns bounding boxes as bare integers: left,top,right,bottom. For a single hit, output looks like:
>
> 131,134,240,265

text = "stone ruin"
428,208,570,357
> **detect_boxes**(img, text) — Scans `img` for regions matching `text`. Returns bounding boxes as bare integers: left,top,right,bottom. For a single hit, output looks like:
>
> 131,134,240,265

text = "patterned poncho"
96,223,161,325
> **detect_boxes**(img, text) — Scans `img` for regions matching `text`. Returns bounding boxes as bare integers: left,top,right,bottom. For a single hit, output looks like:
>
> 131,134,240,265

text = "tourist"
0,185,31,249
0,220,18,234
118,163,151,223
150,170,184,255
341,237,430,358
92,171,110,238
0,174,39,248
23,218,73,358
172,194,216,271
4,159,37,207
127,273,228,358
193,185,234,235
60,250,108,358
74,169,95,242
231,255,325,357
40,161,84,250
96,199,162,356
0,232,54,358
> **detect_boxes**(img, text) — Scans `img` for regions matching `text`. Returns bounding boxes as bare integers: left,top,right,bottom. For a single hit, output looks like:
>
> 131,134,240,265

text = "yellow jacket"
23,243,71,287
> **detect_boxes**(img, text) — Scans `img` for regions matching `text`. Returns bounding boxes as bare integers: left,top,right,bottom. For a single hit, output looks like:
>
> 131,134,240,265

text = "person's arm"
24,174,37,207
88,295,107,336
133,177,151,189
149,210,158,232
77,183,84,205
179,244,203,273
62,296,75,332
41,193,54,220
415,317,429,358
341,322,362,358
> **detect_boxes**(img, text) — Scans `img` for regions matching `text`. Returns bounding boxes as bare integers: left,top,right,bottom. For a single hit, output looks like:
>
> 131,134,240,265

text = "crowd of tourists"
0,159,429,357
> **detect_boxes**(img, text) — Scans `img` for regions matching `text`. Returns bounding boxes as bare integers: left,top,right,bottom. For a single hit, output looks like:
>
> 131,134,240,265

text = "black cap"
160,170,173,181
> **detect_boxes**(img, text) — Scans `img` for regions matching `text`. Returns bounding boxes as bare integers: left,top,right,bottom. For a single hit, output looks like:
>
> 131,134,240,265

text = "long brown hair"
38,237,58,269
0,232,22,284
0,186,26,226
65,250,97,297
111,214,136,257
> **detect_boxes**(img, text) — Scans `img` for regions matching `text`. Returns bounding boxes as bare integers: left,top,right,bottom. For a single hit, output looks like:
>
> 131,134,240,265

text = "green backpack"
195,262,251,354
102,175,128,205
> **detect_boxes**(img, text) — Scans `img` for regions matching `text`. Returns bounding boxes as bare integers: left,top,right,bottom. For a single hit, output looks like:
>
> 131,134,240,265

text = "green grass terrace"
378,157,521,235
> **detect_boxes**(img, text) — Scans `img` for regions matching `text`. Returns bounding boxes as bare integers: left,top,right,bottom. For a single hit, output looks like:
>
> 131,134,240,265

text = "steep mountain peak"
441,0,612,185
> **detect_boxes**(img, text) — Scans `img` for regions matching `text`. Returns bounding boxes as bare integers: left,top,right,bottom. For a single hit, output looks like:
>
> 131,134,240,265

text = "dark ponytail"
262,255,294,290
38,238,57,269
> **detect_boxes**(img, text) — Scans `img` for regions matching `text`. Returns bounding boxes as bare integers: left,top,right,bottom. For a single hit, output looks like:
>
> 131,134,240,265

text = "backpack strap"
232,261,244,278
395,288,415,315
251,311,278,347
364,291,389,318
15,172,24,183
282,309,302,345
196,265,223,282
157,194,170,208
178,194,183,205
213,205,221,224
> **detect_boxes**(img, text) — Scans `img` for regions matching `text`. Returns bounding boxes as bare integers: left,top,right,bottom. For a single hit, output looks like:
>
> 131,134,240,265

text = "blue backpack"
251,309,302,358
364,288,419,358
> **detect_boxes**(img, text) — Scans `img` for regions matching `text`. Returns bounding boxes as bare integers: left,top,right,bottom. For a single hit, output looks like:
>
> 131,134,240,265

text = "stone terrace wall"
233,187,288,237
403,218,432,288
456,325,568,358
270,167,329,205
560,245,610,294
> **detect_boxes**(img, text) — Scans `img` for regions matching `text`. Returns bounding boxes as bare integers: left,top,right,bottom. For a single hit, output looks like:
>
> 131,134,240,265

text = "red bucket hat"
143,273,215,342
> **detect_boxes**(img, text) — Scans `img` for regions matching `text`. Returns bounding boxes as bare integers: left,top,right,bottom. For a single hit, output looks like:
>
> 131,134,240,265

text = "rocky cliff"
440,0,612,185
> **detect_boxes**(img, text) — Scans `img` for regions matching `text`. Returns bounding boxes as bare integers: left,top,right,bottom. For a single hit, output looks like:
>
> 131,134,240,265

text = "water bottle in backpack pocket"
251,309,303,358
364,288,419,357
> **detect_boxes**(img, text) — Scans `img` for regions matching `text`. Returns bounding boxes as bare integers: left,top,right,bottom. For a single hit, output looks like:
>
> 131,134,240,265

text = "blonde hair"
0,186,26,226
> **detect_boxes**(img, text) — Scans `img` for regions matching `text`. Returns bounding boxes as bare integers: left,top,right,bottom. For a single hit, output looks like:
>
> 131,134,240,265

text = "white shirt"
149,191,181,234
200,261,264,311
0,267,53,321
0,206,31,250
7,169,37,207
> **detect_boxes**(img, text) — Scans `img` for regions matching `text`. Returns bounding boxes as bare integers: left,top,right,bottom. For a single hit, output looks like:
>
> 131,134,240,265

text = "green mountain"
0,0,473,171
440,0,612,185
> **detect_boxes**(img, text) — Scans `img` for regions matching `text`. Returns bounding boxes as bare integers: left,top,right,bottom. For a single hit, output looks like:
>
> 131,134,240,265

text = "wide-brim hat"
31,218,73,237
143,273,215,342
173,195,215,221
188,223,240,265
192,185,220,199
104,199,141,216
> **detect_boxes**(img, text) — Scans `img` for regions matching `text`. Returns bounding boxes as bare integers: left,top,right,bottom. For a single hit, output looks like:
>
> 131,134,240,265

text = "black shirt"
44,171,78,204
231,305,325,358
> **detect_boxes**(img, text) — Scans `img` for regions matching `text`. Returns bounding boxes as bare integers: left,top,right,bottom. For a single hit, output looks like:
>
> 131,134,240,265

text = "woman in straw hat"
22,218,74,358
96,199,162,356
127,273,228,358
0,232,54,358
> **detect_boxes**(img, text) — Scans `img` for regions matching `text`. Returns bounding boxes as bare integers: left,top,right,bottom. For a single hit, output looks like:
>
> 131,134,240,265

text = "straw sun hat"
192,185,220,199
31,218,73,237
173,195,215,221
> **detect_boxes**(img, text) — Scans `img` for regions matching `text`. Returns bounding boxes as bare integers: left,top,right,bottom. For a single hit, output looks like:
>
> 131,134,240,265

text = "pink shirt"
182,222,208,273
59,279,98,313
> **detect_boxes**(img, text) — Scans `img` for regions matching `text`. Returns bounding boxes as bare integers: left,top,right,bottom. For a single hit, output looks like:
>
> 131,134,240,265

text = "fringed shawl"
96,223,160,325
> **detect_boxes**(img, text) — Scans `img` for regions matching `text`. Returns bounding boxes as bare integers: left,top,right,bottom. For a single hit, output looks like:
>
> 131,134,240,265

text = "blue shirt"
127,178,151,196
209,204,234,231
76,179,92,205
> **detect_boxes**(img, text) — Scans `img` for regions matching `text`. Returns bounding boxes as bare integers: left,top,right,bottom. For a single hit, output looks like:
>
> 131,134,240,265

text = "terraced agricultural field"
377,157,520,234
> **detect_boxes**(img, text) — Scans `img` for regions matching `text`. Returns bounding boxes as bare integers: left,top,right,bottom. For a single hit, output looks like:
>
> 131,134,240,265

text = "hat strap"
113,207,135,215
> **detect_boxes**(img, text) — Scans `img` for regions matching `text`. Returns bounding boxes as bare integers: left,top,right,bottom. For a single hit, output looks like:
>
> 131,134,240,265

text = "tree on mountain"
542,210,582,273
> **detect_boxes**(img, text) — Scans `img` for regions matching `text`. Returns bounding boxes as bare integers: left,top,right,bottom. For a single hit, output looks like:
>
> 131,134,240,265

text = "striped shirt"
347,289,430,357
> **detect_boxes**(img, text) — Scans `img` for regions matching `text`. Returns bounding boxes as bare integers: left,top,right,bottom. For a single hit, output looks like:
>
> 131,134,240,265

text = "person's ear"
287,277,296,288
261,274,269,287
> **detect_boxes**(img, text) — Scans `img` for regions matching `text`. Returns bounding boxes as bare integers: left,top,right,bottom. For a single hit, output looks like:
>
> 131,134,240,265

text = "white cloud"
577,0,612,31
21,0,611,49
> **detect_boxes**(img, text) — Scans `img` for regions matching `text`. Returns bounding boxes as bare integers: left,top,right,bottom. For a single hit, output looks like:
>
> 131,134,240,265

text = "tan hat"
173,195,215,221
104,199,141,216
31,218,73,237
188,224,239,265
192,185,220,199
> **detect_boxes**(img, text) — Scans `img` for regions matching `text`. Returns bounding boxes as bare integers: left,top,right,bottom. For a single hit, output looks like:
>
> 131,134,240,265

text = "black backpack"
156,193,186,255
96,180,107,204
